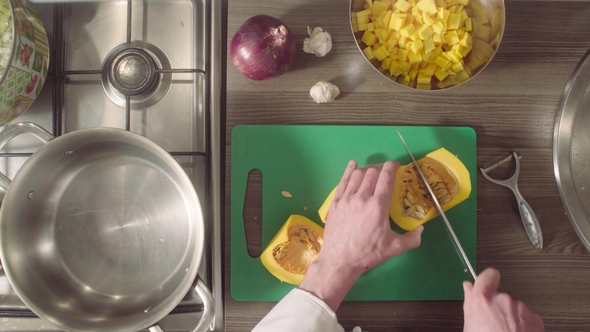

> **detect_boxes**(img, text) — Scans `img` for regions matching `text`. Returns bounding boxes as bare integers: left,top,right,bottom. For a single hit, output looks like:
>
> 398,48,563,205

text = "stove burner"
101,41,172,109
109,48,157,96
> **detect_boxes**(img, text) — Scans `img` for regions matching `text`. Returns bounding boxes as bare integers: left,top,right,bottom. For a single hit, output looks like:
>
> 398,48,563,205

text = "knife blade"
396,130,477,281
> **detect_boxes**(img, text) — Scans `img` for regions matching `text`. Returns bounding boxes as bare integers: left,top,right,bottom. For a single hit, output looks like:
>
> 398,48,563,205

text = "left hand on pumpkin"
299,160,424,312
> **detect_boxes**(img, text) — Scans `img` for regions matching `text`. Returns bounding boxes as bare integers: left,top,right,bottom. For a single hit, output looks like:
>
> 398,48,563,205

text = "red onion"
230,15,296,81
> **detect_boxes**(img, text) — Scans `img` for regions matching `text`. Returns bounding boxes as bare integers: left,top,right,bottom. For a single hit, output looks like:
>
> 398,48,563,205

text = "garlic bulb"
303,26,332,57
310,81,340,103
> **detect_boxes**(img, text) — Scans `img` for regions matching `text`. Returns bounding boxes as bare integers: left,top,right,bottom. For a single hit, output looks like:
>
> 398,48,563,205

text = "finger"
357,164,384,196
334,160,357,201
374,161,399,203
532,313,545,331
387,225,423,257
345,166,368,195
473,267,501,296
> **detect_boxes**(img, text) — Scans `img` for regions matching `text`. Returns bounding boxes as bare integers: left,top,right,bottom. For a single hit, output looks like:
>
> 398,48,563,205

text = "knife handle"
513,189,543,250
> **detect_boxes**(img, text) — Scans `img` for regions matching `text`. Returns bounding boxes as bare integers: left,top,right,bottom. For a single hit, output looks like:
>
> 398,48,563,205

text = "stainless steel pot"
0,122,214,332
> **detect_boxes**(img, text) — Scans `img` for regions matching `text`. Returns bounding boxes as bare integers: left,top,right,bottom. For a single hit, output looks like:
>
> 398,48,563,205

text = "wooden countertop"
224,1,590,330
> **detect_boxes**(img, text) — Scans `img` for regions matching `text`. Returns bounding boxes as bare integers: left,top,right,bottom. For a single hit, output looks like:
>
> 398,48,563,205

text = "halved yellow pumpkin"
391,148,471,230
260,214,324,285
317,148,471,231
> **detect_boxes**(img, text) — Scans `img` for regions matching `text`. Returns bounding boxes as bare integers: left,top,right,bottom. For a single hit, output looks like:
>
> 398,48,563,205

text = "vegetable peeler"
480,152,543,250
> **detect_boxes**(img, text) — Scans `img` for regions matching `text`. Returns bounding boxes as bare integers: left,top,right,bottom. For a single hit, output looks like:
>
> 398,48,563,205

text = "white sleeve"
252,288,345,332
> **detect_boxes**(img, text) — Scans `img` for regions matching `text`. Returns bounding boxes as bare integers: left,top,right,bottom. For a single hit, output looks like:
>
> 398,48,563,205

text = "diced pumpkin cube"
377,10,394,28
389,13,408,31
417,82,431,90
445,31,460,45
411,5,422,18
460,9,469,22
432,21,444,34
363,46,375,60
418,24,434,40
437,8,450,23
422,62,437,76
424,37,435,54
434,66,449,81
416,0,437,15
423,50,433,62
400,23,416,37
408,50,423,64
387,36,399,52
396,0,412,12
357,15,369,25
381,57,392,70
410,39,424,54
389,59,400,74
400,61,412,72
436,0,447,8
373,45,390,61
447,13,461,30
446,50,461,63
407,13,416,24
423,12,435,25
372,0,389,16
398,35,409,48
433,33,442,44
398,48,409,61
367,22,376,31
409,68,419,80
376,28,390,43
417,73,432,84
356,8,372,18
362,30,378,45
435,55,451,67
451,61,464,72
358,23,369,31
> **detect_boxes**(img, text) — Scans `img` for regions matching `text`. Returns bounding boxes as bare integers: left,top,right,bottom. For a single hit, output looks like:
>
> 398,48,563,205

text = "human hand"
299,160,423,311
463,268,544,332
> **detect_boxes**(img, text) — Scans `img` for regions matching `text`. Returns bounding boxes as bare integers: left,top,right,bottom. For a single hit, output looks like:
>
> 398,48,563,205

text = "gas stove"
0,0,224,331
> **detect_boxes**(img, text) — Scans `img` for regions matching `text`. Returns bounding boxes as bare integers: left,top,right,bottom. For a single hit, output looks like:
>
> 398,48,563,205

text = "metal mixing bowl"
349,0,505,90
554,48,590,252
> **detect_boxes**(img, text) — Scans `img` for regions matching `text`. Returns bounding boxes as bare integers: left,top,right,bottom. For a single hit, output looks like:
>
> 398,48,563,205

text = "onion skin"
230,15,296,81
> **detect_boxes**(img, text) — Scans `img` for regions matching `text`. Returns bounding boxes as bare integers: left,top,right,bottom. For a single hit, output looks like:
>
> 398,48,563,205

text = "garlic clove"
303,26,333,57
310,81,340,104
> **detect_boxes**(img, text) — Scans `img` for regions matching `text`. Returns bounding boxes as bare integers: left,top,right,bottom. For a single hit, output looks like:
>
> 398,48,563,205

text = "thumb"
463,281,473,301
388,225,424,256
473,268,501,296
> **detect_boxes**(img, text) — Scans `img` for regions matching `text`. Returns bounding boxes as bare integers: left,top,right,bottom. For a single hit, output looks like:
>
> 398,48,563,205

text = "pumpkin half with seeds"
318,147,470,231
390,147,471,230
260,214,324,285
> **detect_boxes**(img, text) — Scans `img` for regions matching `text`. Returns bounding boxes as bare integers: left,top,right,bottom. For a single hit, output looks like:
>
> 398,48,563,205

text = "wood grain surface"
224,0,590,331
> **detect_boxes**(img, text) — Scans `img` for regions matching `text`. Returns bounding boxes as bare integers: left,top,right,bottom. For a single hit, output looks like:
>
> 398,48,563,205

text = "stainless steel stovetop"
0,0,224,331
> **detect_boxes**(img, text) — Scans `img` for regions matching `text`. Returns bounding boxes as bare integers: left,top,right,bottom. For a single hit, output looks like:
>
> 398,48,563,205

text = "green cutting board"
230,125,477,301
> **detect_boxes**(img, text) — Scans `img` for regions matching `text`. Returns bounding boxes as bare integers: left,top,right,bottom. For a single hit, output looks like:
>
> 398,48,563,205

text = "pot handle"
0,122,54,190
148,275,215,332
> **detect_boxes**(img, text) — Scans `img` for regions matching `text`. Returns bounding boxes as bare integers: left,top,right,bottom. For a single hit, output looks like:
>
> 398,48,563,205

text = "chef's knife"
396,131,477,281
